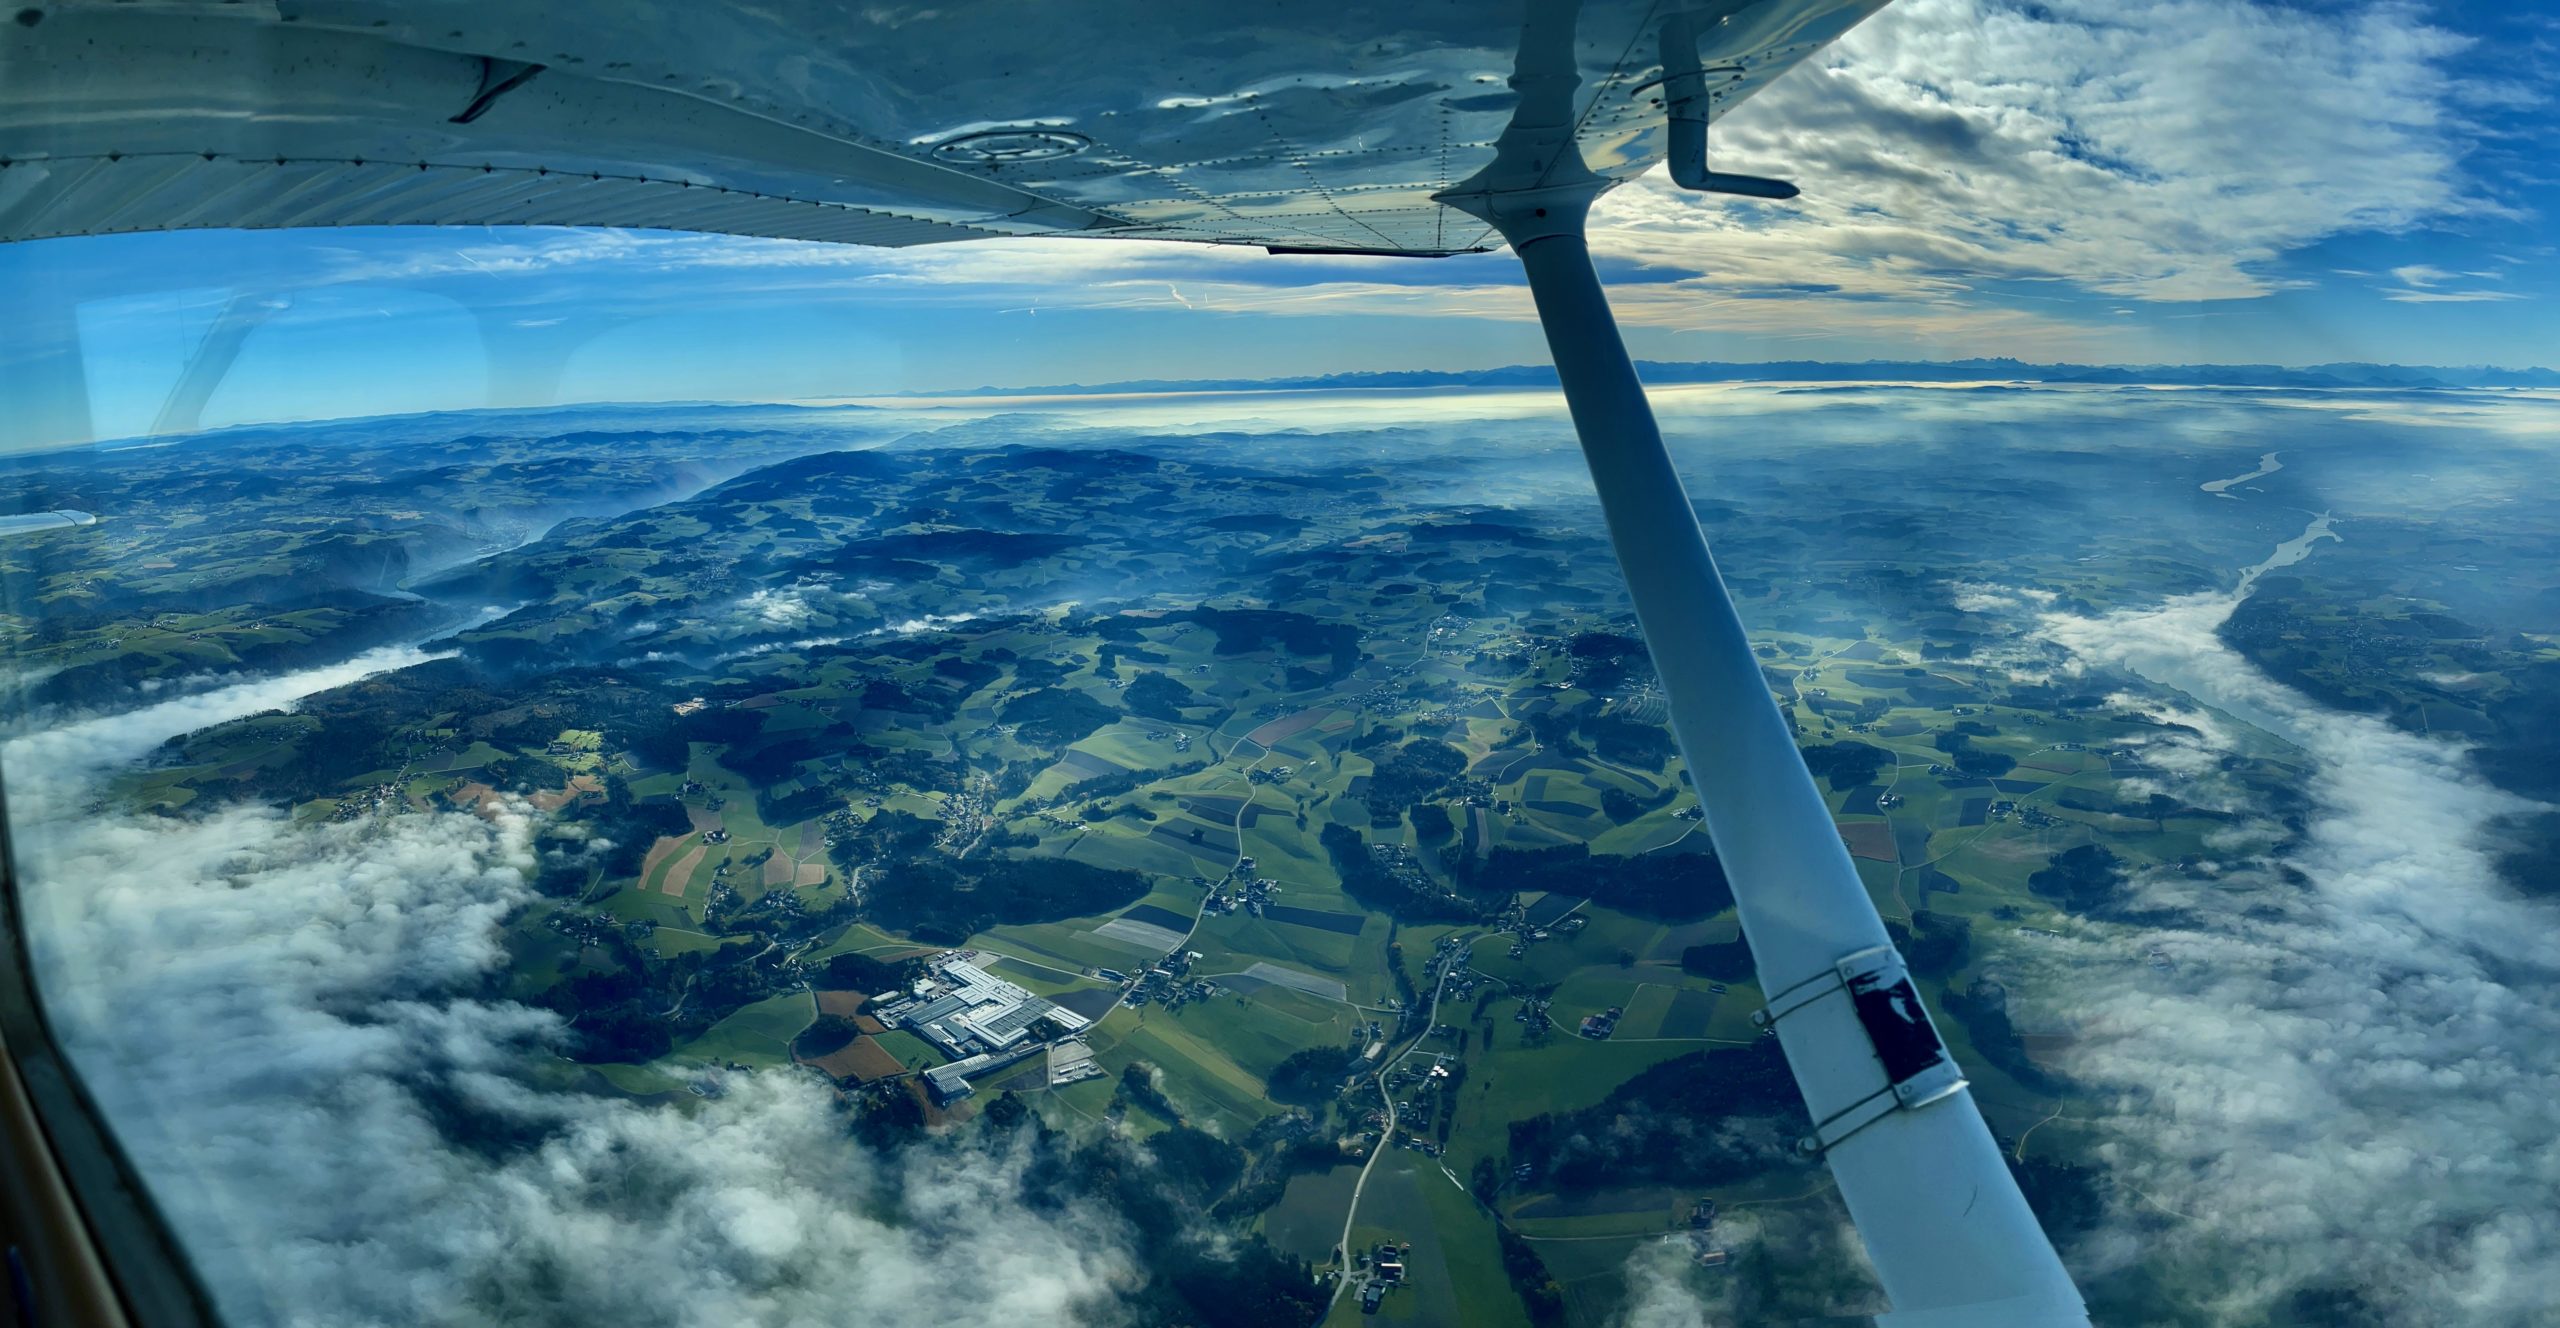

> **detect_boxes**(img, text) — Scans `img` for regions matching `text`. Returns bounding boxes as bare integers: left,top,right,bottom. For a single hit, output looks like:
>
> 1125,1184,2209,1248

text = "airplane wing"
0,0,1871,255
0,512,98,537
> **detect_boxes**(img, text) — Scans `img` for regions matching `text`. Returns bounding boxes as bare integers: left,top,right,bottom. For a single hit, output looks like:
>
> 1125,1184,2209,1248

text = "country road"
1325,929,1475,1313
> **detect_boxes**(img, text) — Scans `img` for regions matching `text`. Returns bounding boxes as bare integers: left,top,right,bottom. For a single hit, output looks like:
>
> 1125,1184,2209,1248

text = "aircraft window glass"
0,3,2553,1327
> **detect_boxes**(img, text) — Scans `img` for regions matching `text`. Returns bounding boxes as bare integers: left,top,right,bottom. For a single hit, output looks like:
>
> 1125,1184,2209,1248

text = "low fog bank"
0,643,454,820
18,803,1147,1327
2015,577,2560,1325
3,659,1149,1326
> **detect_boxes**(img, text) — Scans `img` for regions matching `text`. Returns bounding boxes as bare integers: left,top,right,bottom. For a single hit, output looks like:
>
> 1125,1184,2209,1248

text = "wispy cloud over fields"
0,643,448,817
3,660,1145,1327
17,803,1144,1328
2025,578,2560,1323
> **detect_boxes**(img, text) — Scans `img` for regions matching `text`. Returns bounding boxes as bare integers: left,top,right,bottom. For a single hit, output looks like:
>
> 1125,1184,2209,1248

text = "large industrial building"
876,953,1089,1061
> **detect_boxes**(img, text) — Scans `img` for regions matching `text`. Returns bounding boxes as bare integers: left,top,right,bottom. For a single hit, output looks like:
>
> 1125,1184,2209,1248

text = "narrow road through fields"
1102,711,1272,1009
1326,930,1474,1313
1166,739,1269,960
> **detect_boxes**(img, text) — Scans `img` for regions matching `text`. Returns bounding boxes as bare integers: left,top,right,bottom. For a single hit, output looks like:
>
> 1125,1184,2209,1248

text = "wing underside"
0,0,1878,254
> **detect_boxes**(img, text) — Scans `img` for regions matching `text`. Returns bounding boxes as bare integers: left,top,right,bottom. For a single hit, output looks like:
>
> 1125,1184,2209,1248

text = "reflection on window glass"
3,2,2557,1326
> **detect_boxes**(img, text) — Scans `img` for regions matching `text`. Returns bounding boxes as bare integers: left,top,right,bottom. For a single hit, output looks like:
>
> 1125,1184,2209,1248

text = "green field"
1093,1007,1283,1132
589,1061,687,1097
676,991,814,1069
1443,1033,1717,1181
1263,1163,1363,1263
1154,986,1357,1080
1326,1153,1528,1328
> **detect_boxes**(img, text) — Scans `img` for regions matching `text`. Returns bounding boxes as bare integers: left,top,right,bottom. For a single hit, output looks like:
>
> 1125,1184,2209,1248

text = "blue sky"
3,0,2551,451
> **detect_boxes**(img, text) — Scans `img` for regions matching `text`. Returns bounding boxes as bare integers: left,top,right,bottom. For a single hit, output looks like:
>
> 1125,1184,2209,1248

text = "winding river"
2200,449,2283,497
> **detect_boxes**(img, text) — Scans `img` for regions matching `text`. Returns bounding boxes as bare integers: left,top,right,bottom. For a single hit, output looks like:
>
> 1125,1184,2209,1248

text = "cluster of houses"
1121,951,1220,1010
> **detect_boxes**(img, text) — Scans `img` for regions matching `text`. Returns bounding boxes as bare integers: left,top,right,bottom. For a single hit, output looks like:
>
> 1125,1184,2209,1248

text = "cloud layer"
0,643,449,818
1666,0,2495,304
2020,553,2560,1323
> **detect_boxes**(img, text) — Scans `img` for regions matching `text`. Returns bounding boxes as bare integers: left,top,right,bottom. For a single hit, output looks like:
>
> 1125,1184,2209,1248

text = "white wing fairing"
3,0,1846,254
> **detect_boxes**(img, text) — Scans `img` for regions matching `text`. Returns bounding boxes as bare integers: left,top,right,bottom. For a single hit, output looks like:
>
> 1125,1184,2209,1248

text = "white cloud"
1618,1237,1717,1328
2381,287,2527,303
738,584,819,629
1,643,450,820
1610,1202,1884,1326
2023,557,2560,1322
2377,261,2522,302
1948,581,2059,614
9,765,1144,1328
882,611,979,636
0,640,1149,1326
1594,0,2500,310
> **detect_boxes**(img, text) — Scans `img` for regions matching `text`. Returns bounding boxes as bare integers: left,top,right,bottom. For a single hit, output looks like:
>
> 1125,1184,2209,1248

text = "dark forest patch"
1177,607,1359,679
1122,670,1203,721
1001,687,1119,746
1506,1040,1806,1192
1801,741,1891,790
860,856,1150,943
2028,843,2127,914
1454,843,1732,922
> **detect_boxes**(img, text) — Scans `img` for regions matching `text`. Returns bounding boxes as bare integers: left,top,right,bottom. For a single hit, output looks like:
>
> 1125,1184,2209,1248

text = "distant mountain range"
926,358,2560,397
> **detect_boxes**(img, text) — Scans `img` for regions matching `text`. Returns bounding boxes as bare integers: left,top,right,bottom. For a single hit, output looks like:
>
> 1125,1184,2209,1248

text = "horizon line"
28,359,2558,457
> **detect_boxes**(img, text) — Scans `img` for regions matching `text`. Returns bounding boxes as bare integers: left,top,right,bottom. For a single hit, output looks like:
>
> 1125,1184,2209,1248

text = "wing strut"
1469,184,2089,1328
1435,9,2092,1311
